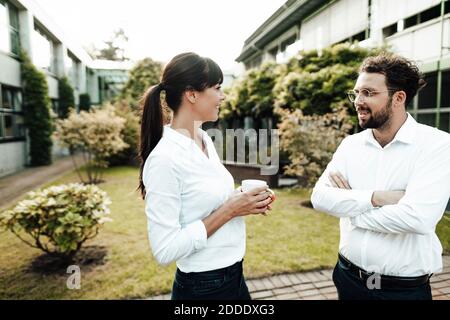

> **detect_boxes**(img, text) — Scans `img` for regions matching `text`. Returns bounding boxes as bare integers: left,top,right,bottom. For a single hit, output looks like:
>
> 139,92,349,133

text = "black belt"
338,254,431,289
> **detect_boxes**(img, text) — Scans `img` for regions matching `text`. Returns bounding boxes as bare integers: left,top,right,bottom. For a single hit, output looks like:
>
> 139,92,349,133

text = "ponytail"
138,84,164,199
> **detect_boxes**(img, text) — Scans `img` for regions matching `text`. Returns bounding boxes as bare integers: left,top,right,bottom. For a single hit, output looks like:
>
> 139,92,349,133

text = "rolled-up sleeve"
143,155,207,266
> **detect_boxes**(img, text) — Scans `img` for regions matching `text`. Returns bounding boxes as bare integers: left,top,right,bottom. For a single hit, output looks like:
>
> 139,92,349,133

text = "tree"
79,93,91,112
87,28,129,61
20,50,53,166
120,58,163,108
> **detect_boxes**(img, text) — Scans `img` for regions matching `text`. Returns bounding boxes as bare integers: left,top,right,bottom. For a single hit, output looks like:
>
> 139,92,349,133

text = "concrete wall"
301,0,369,50
0,53,21,87
373,0,442,28
385,16,450,63
0,141,27,177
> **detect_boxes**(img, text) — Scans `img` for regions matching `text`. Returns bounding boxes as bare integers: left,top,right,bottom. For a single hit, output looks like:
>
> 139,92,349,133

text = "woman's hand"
224,186,274,218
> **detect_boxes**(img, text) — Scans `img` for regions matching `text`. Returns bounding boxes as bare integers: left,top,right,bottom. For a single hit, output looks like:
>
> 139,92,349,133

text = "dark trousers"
171,260,251,300
332,258,432,300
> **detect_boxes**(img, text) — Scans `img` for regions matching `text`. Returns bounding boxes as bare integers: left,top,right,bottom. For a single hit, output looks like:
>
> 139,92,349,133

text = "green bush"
106,101,139,166
0,183,112,260
58,76,75,118
79,93,91,111
20,51,53,166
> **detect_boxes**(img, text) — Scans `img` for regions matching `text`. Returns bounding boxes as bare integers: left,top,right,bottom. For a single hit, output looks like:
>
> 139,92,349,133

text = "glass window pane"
13,90,22,111
418,72,437,109
0,114,3,138
439,112,449,133
442,70,450,108
1,88,12,109
417,113,436,127
10,30,19,54
0,1,10,53
4,113,13,137
8,4,19,30
32,29,52,70
14,114,25,137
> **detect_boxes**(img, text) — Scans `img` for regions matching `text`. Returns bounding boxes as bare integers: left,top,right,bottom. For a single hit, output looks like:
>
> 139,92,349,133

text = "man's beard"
359,97,393,129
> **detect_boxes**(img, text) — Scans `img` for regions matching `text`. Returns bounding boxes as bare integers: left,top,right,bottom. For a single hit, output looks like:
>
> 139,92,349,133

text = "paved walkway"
148,255,450,300
0,154,84,210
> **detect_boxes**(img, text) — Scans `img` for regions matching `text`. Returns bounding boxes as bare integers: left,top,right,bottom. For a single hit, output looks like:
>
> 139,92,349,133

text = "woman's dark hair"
360,52,427,107
138,52,223,198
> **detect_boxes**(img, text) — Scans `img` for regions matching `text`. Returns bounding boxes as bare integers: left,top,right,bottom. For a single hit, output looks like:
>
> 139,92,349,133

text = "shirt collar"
364,113,417,147
163,125,205,150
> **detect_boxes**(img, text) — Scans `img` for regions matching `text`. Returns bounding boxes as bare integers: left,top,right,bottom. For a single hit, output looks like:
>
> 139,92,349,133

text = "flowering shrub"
278,107,353,187
54,106,128,184
0,183,112,260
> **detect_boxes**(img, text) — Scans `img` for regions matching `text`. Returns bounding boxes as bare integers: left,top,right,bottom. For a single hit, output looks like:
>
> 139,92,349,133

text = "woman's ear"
184,90,196,104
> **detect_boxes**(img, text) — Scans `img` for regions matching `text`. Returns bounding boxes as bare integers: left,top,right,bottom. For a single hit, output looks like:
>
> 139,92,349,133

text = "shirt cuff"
184,220,207,251
357,189,375,212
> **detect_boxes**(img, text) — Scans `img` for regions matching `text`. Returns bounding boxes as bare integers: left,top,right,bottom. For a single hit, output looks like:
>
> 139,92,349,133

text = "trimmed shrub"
0,183,112,260
79,93,91,111
58,76,75,118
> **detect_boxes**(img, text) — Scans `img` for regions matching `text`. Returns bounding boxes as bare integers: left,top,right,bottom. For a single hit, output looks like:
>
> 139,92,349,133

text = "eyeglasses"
347,89,396,103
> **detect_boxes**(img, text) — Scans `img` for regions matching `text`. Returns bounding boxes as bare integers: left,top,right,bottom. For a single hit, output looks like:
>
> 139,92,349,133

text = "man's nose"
354,93,364,106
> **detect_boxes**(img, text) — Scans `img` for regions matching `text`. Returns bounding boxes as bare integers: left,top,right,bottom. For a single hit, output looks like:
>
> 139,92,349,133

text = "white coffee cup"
241,179,268,193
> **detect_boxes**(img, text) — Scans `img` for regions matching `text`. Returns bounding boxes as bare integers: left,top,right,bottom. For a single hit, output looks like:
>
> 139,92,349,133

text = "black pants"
332,258,432,300
171,260,251,300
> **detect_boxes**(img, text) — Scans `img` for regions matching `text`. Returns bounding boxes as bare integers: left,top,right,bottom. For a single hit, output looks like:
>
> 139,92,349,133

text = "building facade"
0,0,129,177
236,0,450,132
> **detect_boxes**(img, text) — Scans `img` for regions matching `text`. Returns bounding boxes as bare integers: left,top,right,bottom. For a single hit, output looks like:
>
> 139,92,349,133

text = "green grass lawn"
0,166,449,299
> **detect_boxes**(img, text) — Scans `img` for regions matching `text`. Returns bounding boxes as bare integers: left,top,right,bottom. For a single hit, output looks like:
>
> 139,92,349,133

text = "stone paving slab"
147,255,450,300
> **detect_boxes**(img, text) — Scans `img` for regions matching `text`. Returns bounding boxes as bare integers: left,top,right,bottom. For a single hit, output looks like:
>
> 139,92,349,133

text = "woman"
138,52,274,300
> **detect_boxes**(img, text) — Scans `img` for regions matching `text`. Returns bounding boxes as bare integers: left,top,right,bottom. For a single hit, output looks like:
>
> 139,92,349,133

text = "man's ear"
184,90,196,104
392,90,407,108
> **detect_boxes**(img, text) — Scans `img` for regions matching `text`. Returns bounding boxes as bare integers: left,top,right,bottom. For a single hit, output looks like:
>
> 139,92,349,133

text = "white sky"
34,0,286,73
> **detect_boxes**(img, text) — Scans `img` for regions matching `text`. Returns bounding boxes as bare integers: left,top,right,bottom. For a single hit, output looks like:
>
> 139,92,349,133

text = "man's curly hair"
360,53,427,107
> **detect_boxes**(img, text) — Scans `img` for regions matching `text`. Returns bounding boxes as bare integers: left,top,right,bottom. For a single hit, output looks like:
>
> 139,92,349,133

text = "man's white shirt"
143,126,245,273
311,113,450,277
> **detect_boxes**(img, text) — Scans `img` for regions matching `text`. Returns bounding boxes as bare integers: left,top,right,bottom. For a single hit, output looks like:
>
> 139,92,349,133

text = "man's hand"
371,191,405,207
328,172,351,189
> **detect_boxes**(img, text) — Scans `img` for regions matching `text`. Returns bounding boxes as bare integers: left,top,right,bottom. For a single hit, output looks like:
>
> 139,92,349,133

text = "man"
311,53,450,300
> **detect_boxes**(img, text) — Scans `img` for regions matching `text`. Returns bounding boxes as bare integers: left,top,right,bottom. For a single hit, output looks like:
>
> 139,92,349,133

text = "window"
383,23,397,38
0,0,9,53
442,70,450,109
0,1,20,55
8,3,19,55
417,113,436,127
404,3,445,30
440,113,449,133
280,35,297,53
352,30,367,42
420,5,441,24
32,27,55,72
404,15,419,29
0,85,25,141
418,72,437,109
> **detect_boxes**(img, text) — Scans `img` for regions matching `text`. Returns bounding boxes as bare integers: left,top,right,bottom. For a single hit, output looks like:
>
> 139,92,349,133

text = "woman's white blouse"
143,126,245,273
